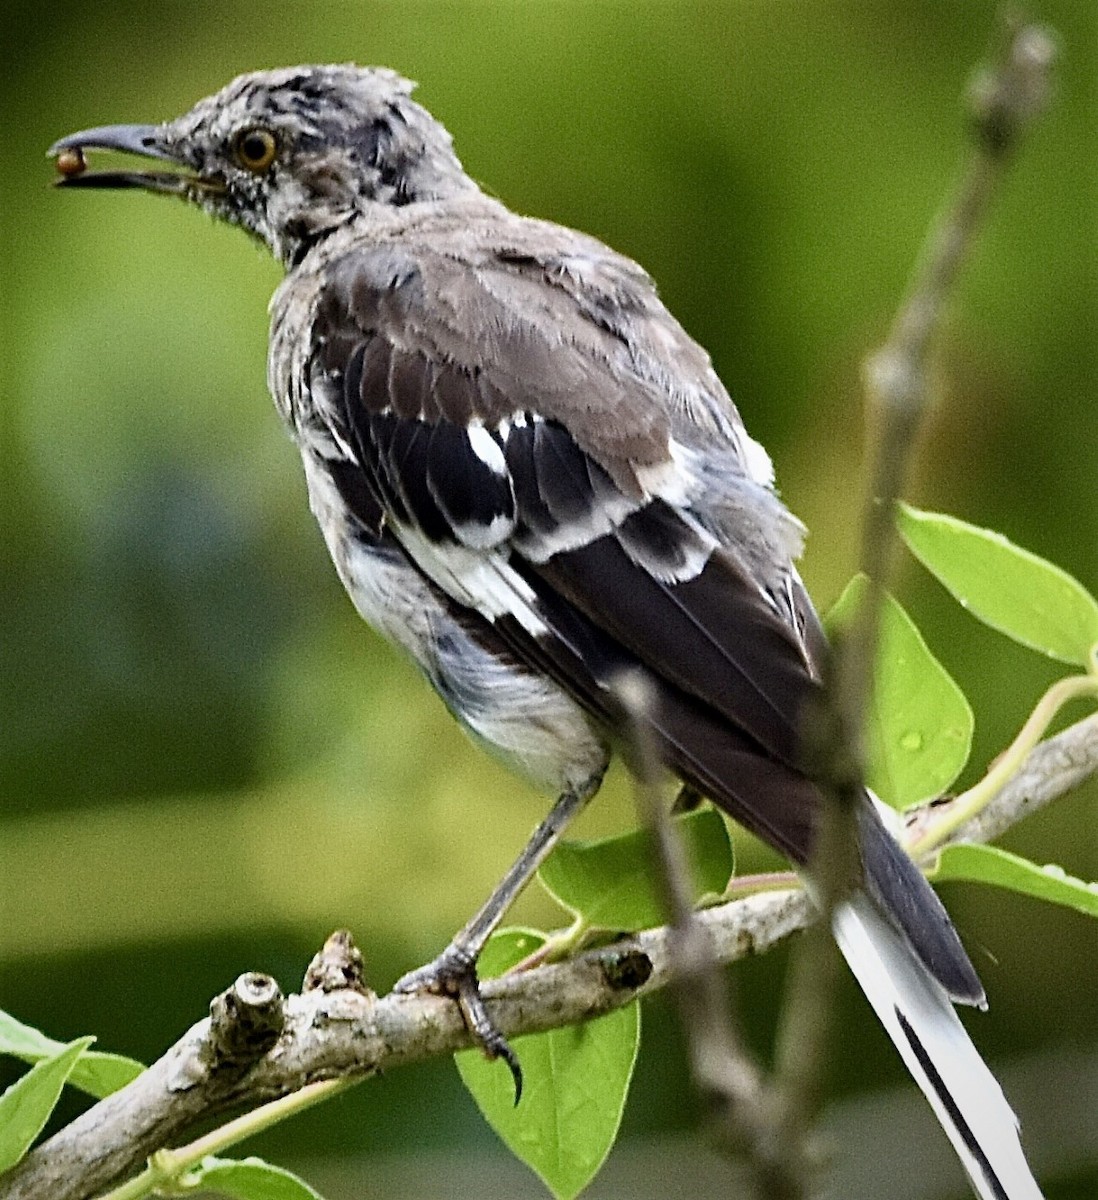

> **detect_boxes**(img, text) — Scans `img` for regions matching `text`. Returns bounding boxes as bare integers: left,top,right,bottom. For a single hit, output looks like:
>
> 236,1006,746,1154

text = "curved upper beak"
47,123,223,195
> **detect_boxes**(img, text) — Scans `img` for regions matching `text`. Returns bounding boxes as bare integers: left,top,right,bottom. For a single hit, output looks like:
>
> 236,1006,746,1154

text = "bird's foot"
394,946,523,1102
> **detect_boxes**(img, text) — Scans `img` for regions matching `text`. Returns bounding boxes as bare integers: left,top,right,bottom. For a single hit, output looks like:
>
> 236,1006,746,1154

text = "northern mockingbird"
51,65,1041,1199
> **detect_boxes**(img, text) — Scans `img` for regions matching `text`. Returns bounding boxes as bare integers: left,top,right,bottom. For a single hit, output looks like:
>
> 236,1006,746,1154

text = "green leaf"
0,1037,95,1172
475,927,549,978
180,1156,326,1199
538,807,733,930
0,1009,144,1099
825,575,973,809
63,1051,143,1100
898,504,1098,666
931,843,1098,918
456,930,640,1200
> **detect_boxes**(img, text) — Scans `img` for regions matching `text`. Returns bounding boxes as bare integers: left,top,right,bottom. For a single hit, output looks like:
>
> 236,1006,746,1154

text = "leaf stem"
722,872,802,898
93,1078,354,1200
909,673,1098,857
508,915,588,973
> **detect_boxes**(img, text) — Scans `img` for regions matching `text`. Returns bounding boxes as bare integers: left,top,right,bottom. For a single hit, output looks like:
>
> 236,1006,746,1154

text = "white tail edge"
833,896,1044,1200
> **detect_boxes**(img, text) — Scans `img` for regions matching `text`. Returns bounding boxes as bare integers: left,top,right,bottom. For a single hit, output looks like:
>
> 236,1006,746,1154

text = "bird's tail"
832,894,1043,1200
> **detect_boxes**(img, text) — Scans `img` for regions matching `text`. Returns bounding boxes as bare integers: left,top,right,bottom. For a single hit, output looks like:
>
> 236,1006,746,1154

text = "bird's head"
49,64,478,266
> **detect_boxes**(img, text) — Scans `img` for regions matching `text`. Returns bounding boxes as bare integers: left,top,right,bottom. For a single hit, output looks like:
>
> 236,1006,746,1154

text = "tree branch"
0,893,808,1200
3,711,1093,1200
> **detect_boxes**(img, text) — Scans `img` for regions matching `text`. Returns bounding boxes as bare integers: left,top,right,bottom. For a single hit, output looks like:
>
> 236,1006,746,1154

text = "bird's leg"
393,772,604,1098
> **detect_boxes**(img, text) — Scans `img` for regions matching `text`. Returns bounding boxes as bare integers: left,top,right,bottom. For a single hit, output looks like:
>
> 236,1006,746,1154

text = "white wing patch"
467,421,509,476
739,431,775,486
396,521,548,637
633,437,696,506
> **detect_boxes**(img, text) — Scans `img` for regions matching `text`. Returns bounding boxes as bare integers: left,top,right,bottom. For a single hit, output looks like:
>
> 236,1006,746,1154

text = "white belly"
302,453,609,795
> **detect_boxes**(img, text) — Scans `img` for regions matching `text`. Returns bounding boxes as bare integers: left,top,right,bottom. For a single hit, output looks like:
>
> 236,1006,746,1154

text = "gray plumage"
51,65,1043,1200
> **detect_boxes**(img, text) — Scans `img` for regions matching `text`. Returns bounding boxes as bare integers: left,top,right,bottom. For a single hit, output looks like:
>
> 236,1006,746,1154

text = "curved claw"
455,974,523,1104
394,950,524,1104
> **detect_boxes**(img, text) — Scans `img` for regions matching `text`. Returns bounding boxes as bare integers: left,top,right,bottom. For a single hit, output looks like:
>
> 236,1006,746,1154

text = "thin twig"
771,11,1057,1162
94,1079,351,1200
905,710,1098,854
909,676,1098,857
614,674,803,1196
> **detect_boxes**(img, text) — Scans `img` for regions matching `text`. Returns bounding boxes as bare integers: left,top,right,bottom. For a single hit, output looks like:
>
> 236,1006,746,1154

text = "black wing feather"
533,419,600,526
388,345,432,419
358,336,393,412
425,419,514,539
495,573,820,865
532,530,816,766
384,418,451,540
504,420,559,539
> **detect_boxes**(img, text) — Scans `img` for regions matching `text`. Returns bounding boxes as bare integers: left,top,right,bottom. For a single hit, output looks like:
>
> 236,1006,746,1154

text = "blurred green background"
2,2,1095,1197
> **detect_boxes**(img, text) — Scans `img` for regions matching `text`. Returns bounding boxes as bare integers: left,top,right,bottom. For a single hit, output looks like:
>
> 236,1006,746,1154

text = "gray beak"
47,123,222,195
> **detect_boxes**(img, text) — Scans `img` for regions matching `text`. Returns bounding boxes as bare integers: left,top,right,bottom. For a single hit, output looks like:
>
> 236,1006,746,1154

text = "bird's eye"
232,127,278,173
